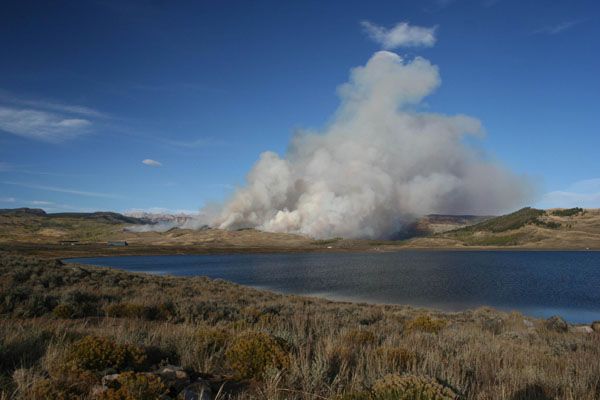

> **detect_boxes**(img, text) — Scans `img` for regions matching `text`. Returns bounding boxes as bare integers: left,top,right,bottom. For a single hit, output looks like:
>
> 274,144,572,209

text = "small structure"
108,241,128,247
59,240,79,246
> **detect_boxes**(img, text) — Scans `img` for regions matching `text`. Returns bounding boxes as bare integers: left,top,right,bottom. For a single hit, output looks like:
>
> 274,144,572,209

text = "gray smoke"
210,51,532,239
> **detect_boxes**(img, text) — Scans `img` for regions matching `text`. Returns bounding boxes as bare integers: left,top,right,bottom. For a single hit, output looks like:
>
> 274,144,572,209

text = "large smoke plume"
210,51,531,239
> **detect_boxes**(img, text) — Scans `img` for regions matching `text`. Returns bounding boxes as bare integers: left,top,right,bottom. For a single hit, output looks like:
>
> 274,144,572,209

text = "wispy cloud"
28,200,54,206
0,106,91,142
1,181,123,199
0,90,107,118
534,20,582,35
142,159,162,167
0,89,107,142
361,21,437,49
0,197,16,203
424,0,500,12
162,137,225,149
538,178,600,208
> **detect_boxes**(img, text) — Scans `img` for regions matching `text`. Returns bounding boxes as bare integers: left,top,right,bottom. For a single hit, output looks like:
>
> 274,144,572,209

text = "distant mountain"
48,211,149,225
0,207,148,225
0,207,47,216
123,211,196,225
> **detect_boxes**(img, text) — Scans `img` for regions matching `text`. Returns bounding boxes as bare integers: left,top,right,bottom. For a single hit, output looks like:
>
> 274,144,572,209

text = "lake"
66,251,600,323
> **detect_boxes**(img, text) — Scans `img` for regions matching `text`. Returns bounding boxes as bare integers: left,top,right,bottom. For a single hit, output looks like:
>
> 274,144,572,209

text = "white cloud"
0,106,91,142
142,159,162,167
534,20,582,35
538,178,600,209
28,200,54,206
0,197,16,203
361,21,437,49
1,181,123,199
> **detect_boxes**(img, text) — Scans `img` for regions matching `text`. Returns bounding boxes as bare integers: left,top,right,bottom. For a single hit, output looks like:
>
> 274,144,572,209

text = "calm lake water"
67,251,600,323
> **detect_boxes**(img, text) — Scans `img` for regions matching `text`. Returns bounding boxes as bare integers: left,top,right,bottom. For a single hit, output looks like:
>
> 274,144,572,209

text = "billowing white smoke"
211,51,531,239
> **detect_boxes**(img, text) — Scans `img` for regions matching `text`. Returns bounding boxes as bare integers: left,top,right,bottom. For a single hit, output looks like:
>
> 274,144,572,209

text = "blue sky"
0,0,599,214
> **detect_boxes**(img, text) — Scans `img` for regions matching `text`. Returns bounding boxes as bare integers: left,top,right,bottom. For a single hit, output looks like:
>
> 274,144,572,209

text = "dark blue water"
66,251,600,323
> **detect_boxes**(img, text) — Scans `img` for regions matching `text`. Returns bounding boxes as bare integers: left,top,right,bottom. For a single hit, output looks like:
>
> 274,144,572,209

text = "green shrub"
551,207,583,217
533,220,561,229
372,374,458,400
407,315,447,334
104,303,146,318
53,303,75,319
0,287,32,314
96,372,167,400
225,331,289,379
57,290,101,318
104,302,176,321
197,326,230,354
66,336,146,373
19,293,57,317
340,375,457,400
28,369,97,400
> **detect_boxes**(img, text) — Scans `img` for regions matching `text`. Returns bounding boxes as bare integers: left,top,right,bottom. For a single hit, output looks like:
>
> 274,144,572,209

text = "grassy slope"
406,207,600,249
1,254,599,400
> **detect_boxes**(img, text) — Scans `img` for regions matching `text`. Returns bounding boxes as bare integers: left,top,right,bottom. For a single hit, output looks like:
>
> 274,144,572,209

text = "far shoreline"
3,241,599,260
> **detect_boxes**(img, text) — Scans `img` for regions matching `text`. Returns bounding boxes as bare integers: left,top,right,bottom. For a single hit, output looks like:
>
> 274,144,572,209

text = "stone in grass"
571,325,593,334
101,373,121,388
155,365,190,392
544,316,568,333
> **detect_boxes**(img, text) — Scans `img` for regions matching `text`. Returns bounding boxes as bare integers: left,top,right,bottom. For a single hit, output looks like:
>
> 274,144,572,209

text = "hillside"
0,208,362,257
1,207,599,256
392,214,492,239
406,207,600,249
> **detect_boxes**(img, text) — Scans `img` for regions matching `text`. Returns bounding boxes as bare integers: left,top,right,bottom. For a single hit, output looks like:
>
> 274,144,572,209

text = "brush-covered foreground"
1,254,600,400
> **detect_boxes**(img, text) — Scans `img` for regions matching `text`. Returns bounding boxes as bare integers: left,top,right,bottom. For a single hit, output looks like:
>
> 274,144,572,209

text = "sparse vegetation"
552,207,584,217
312,237,343,245
453,207,547,233
1,254,600,399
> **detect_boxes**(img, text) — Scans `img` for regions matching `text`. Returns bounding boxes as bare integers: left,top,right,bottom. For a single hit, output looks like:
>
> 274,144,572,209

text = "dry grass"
1,254,600,399
407,209,600,249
